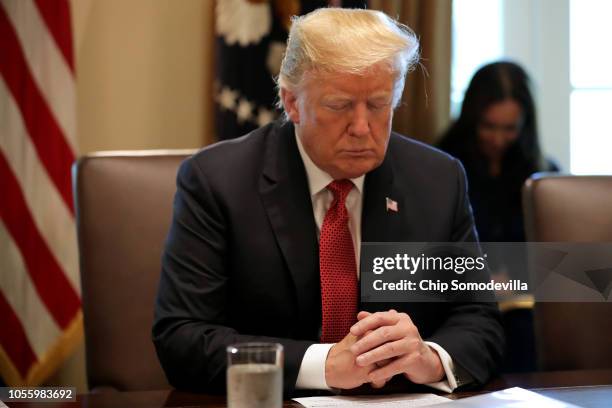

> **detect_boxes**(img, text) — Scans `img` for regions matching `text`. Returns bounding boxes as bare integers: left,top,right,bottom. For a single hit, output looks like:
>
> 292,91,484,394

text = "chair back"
74,150,194,391
523,174,612,370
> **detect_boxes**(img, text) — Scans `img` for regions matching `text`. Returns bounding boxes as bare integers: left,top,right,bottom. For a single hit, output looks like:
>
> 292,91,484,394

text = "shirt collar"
294,128,365,197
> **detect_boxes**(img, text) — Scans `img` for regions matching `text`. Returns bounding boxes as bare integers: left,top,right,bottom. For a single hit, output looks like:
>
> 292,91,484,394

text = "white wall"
503,0,570,170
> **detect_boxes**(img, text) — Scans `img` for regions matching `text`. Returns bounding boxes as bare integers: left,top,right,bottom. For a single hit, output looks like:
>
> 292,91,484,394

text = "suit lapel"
362,146,403,243
259,122,321,325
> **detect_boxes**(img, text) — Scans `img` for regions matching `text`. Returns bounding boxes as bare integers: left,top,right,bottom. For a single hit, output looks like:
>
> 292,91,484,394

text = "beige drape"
370,0,452,144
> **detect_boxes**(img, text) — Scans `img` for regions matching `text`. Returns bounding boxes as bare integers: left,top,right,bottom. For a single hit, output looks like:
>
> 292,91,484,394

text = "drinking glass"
226,342,283,408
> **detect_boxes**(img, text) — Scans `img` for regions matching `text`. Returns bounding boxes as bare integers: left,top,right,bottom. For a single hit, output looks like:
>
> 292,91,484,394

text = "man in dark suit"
153,8,504,397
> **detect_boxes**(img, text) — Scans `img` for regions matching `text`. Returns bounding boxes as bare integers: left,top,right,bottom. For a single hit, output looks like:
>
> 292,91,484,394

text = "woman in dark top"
438,61,558,373
439,61,557,243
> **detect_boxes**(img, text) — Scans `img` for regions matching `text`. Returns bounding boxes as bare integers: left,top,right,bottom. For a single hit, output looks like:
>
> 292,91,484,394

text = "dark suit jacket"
152,120,504,396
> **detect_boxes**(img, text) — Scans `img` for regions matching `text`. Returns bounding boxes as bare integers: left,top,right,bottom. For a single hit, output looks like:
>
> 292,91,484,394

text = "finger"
376,358,393,367
357,311,371,320
368,354,415,383
355,339,414,367
370,377,389,389
351,320,416,356
350,310,400,337
351,325,401,355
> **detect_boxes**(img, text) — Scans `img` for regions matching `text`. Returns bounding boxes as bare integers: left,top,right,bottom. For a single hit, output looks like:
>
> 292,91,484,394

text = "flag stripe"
0,0,79,386
0,221,62,359
0,4,75,215
0,152,80,329
2,0,77,152
0,291,37,377
0,78,80,295
32,0,74,72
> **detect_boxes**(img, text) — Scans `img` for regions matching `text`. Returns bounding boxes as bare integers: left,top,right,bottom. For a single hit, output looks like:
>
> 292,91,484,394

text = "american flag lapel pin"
385,197,398,213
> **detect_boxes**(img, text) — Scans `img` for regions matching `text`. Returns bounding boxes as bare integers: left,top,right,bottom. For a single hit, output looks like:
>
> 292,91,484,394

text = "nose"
491,131,508,150
483,130,515,158
348,103,370,137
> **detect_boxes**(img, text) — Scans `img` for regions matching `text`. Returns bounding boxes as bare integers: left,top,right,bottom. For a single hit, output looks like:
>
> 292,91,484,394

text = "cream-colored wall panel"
72,0,214,154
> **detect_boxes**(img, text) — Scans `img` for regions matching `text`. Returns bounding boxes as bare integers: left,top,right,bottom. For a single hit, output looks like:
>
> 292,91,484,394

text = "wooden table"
7,369,612,408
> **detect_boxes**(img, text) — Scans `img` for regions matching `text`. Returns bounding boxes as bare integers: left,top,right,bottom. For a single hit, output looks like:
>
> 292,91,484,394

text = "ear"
280,88,300,124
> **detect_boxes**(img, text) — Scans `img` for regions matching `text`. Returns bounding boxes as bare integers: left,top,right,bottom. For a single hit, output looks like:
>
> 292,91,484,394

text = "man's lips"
341,149,374,157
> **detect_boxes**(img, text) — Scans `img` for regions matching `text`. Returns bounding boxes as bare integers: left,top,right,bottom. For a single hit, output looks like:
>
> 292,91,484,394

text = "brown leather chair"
523,173,612,370
73,150,195,391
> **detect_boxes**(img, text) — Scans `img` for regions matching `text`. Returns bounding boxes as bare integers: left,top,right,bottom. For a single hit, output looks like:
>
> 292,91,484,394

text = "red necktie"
319,179,358,343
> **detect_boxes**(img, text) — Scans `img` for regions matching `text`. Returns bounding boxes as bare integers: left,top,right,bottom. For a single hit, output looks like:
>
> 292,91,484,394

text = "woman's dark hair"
439,61,545,181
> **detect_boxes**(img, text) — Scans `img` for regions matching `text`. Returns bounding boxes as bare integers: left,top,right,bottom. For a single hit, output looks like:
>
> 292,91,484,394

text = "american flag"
386,197,398,213
0,0,81,386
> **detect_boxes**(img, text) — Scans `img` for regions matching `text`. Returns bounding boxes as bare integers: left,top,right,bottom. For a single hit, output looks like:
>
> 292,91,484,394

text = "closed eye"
367,94,392,110
326,102,351,111
368,102,389,111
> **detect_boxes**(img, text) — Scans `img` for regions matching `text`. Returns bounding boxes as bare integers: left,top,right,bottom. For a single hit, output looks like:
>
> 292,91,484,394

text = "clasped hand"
325,309,445,389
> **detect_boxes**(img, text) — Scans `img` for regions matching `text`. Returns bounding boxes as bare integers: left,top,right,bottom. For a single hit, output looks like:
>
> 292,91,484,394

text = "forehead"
302,66,395,98
482,99,522,122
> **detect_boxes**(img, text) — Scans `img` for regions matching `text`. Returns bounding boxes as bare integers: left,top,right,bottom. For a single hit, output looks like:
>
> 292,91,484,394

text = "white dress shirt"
293,132,459,393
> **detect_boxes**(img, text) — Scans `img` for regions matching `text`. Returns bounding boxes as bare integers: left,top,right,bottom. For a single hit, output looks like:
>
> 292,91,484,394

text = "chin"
336,162,379,179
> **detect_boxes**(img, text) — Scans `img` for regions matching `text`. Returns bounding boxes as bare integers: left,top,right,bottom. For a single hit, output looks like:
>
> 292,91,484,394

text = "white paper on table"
430,387,582,407
293,393,450,407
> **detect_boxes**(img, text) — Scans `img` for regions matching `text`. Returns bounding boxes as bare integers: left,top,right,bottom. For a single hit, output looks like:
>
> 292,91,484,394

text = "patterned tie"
319,179,358,343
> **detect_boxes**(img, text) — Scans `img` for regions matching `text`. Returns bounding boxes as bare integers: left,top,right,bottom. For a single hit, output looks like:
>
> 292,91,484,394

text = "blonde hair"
277,8,420,110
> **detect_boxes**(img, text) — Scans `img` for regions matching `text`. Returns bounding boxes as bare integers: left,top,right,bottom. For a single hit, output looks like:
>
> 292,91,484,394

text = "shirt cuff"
295,343,335,390
423,341,458,393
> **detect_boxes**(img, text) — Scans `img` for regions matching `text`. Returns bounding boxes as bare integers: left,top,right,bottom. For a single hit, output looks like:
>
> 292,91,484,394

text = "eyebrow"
322,92,392,102
368,94,392,102
322,95,351,102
